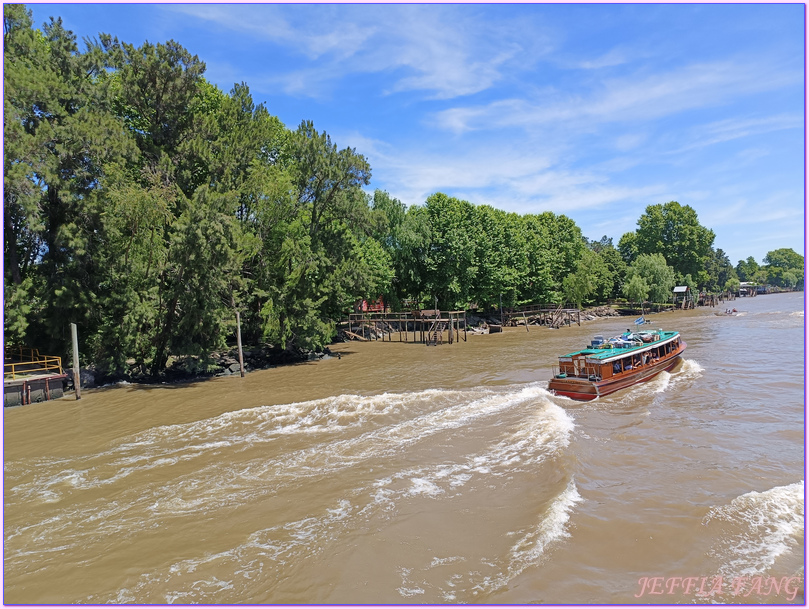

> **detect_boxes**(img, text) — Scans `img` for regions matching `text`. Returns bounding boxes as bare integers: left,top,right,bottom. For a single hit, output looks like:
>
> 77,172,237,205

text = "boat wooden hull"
548,342,686,401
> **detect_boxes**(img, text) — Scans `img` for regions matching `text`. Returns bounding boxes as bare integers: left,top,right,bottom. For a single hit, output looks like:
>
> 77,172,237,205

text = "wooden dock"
340,302,582,344
342,310,468,345
500,303,582,328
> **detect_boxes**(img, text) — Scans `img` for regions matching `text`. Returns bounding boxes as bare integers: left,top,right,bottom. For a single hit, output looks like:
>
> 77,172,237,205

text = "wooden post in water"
70,322,81,400
236,310,245,377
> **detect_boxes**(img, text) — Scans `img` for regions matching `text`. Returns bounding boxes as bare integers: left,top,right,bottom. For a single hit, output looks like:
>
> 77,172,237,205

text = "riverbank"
68,305,664,390
69,344,334,390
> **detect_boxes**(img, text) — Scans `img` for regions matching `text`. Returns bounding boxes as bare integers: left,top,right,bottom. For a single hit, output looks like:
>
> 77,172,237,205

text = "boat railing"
553,363,602,380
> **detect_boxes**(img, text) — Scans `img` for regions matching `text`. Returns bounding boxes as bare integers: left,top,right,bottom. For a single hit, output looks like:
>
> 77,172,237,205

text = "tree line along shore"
5,5,805,385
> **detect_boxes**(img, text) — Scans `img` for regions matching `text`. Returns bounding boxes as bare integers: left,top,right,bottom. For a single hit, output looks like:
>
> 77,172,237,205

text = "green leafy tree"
95,36,218,374
735,256,760,282
617,231,638,265
420,193,478,309
4,6,135,357
522,212,584,303
394,204,432,307
763,248,804,288
587,235,626,300
625,201,715,284
472,205,526,309
703,248,738,292
268,120,376,349
563,248,610,308
370,189,416,310
780,270,799,290
724,276,741,293
625,253,676,304
623,274,649,310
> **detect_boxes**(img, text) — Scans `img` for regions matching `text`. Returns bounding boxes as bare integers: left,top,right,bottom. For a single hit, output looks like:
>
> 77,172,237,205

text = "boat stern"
548,375,600,401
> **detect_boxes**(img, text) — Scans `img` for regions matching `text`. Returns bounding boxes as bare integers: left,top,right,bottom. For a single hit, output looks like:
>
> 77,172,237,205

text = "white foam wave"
6,388,489,503
650,370,671,393
705,480,805,576
6,385,570,582
60,389,574,604
676,358,704,376
659,358,703,393
472,478,582,595
366,400,573,508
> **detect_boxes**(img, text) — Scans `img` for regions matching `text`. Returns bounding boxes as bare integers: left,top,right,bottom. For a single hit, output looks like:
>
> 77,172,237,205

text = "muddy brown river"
3,291,804,604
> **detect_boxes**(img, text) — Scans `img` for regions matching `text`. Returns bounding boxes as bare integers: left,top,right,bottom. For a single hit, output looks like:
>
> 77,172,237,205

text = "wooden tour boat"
548,328,686,401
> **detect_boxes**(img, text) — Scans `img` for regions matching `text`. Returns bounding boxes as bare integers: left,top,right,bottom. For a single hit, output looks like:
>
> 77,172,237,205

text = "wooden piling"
236,310,245,377
70,322,81,400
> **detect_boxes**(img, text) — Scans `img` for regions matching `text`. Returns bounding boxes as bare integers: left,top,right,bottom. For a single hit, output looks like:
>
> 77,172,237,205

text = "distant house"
355,296,386,313
672,286,695,309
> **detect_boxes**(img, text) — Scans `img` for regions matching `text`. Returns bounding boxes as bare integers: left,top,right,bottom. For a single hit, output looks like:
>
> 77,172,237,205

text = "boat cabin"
555,330,682,381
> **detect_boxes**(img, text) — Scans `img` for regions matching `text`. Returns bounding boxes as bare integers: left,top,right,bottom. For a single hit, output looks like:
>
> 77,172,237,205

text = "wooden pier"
340,302,583,344
343,310,468,345
500,303,582,328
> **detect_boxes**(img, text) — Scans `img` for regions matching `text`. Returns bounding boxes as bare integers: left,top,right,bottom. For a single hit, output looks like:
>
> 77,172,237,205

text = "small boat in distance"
548,329,686,401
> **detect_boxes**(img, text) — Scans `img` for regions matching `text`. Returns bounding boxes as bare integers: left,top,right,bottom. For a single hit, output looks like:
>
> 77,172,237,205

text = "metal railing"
4,347,64,380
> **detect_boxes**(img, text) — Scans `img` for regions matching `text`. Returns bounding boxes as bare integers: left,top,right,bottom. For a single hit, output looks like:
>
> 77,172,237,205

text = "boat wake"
6,385,580,604
468,478,582,598
703,480,804,579
664,358,702,385
603,358,702,406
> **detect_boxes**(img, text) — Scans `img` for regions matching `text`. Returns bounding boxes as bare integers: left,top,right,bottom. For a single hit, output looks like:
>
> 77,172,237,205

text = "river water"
4,291,804,604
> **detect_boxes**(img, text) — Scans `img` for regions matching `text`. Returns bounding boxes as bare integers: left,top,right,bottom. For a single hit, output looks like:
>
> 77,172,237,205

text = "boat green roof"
559,330,681,362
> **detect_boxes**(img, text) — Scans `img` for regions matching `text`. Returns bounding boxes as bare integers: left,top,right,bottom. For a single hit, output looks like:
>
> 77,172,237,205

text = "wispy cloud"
567,46,632,70
665,114,803,154
433,58,801,133
168,4,549,100
166,4,373,61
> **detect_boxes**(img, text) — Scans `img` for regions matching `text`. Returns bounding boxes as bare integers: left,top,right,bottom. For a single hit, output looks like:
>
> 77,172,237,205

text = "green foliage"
521,212,584,304
563,248,609,309
624,201,715,286
763,248,804,288
735,256,759,282
421,193,479,309
587,235,627,300
4,276,35,345
7,3,783,381
625,253,676,304
623,274,649,307
702,248,738,292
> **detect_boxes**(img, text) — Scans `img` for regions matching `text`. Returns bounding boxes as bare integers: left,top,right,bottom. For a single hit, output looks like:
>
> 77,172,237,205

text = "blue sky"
29,3,805,266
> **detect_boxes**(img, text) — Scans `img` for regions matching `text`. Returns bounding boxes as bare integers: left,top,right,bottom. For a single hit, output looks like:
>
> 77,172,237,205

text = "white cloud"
569,47,632,70
666,114,803,154
169,4,548,101
432,58,802,133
